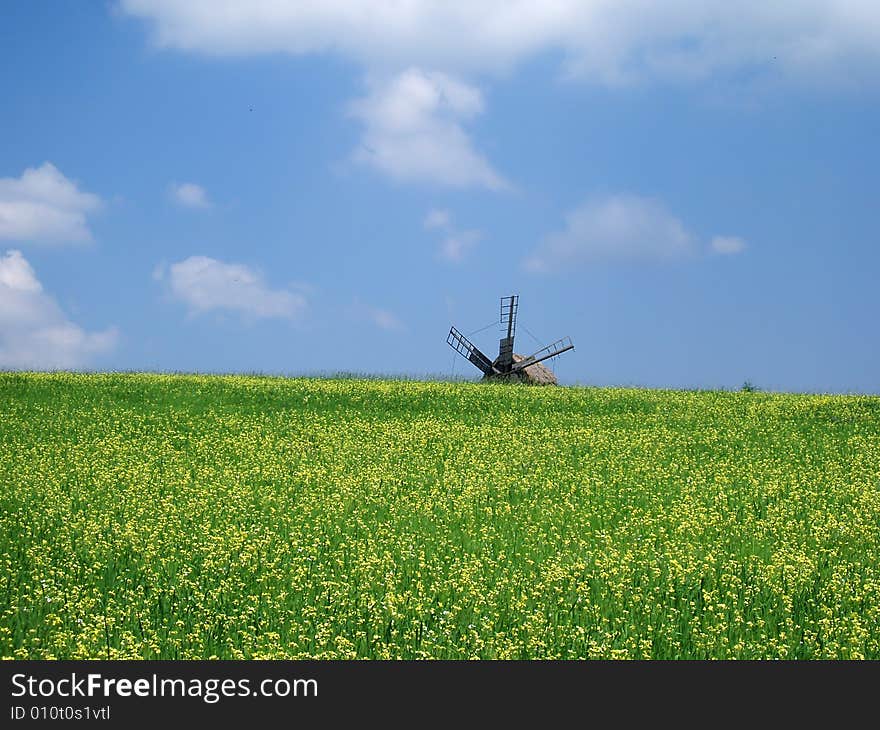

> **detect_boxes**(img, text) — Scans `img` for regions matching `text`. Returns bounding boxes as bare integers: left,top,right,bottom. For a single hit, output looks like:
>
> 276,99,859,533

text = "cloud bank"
121,1,880,86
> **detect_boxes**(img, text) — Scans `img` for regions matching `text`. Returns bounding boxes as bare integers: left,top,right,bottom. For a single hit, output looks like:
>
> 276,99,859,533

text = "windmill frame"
447,295,574,383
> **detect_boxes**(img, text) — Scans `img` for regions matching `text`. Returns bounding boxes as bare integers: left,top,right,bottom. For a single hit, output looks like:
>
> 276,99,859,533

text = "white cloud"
0,249,41,292
0,250,118,369
423,208,482,262
524,195,695,272
439,230,482,263
121,1,880,86
169,182,211,209
423,209,451,229
162,255,307,320
349,69,508,189
711,235,747,255
366,305,405,331
350,297,406,331
0,163,102,244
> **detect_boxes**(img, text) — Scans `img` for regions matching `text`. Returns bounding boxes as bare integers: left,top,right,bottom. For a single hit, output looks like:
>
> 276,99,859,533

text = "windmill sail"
497,295,518,373
510,336,574,373
447,327,498,376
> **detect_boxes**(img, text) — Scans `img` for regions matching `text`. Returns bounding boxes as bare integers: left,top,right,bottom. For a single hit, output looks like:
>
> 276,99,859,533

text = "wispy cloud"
438,230,482,263
0,163,102,245
350,297,406,332
423,208,452,229
711,235,747,255
169,181,211,209
366,305,405,331
525,195,695,272
526,195,750,271
423,208,482,263
0,249,117,368
158,255,307,321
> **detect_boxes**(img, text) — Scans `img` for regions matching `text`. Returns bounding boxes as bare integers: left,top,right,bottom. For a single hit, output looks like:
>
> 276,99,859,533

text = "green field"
2,372,879,659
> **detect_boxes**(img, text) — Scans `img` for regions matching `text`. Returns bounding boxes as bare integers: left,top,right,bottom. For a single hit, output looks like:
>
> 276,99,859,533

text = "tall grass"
1,372,878,658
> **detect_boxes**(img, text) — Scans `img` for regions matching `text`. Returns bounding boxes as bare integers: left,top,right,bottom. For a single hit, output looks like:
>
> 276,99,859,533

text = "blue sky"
1,1,878,393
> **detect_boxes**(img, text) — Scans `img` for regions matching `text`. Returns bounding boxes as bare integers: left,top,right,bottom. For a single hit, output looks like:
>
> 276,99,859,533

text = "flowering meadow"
2,372,879,659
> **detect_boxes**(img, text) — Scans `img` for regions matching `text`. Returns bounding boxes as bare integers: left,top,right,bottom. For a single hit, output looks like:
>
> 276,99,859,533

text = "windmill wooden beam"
446,327,499,376
447,295,574,385
510,337,574,372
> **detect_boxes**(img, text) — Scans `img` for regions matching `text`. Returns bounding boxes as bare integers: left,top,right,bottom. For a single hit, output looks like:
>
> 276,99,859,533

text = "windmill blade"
497,295,519,372
447,327,498,376
500,295,519,339
510,336,574,372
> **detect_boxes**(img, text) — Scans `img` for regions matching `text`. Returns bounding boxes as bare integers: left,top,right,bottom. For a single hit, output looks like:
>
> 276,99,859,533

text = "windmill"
447,295,574,384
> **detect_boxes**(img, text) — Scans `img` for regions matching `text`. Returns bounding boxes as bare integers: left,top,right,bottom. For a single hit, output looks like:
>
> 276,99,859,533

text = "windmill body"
447,295,574,384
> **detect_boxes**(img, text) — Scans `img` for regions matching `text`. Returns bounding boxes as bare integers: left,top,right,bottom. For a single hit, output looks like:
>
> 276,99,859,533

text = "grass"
1,371,879,659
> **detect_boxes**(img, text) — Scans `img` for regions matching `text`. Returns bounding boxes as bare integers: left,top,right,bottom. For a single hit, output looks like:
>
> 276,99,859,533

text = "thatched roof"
483,353,558,385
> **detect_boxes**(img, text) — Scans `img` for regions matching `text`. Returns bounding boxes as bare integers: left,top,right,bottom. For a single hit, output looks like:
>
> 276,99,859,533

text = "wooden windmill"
447,295,574,384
